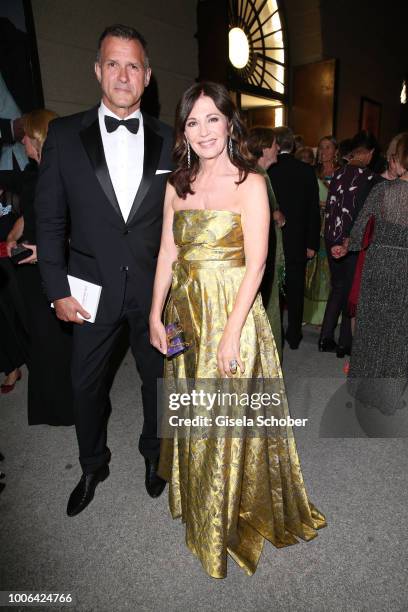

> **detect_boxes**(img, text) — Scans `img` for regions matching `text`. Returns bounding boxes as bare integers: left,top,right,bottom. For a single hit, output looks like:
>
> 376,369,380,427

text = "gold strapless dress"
158,209,326,578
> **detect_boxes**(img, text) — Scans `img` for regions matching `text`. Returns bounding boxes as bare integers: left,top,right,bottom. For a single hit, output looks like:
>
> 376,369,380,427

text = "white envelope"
155,169,172,174
51,275,102,323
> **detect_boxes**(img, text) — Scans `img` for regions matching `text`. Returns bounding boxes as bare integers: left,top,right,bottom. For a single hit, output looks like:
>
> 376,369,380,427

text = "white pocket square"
155,169,171,174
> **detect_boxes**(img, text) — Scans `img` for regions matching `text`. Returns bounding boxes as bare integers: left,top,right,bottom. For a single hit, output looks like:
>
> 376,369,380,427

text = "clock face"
228,0,286,95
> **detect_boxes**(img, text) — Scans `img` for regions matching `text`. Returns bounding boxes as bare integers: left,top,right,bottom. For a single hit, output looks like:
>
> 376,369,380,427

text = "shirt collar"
99,101,142,122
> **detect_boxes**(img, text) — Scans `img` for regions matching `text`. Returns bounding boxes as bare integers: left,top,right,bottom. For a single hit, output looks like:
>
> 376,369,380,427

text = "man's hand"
54,296,91,324
12,117,24,142
306,248,316,259
273,210,286,228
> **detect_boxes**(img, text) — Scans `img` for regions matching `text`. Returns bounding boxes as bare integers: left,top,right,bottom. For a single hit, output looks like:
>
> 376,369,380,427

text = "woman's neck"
321,160,334,174
257,157,270,170
198,152,234,177
382,168,396,181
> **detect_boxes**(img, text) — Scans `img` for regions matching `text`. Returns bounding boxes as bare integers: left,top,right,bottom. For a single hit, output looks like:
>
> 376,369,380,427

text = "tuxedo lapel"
79,108,124,223
126,114,163,225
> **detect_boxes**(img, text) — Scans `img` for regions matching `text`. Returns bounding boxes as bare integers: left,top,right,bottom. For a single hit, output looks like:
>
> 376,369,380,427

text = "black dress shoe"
66,464,109,517
288,340,301,349
336,345,351,358
318,338,338,352
144,457,166,498
286,334,303,350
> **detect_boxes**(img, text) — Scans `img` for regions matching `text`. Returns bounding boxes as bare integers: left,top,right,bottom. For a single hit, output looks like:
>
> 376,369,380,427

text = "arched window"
228,0,287,125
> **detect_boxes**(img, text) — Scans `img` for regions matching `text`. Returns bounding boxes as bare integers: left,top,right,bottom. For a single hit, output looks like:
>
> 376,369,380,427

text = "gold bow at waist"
173,257,246,271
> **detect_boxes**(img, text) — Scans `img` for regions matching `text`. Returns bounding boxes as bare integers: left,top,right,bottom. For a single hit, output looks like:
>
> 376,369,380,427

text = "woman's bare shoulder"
243,169,265,186
238,170,267,198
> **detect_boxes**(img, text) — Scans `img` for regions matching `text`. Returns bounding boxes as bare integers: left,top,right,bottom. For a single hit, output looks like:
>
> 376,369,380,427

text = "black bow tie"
104,115,140,134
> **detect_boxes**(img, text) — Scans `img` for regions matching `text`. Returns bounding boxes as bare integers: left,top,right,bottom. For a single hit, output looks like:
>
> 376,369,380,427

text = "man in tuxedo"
35,25,173,516
268,127,320,349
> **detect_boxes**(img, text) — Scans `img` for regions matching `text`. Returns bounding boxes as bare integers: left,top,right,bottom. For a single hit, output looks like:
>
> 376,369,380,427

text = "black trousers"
321,243,358,347
282,260,307,345
71,274,164,474
0,258,27,375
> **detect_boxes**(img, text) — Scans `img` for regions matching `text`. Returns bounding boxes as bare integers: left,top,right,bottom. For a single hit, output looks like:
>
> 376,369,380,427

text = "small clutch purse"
165,321,190,358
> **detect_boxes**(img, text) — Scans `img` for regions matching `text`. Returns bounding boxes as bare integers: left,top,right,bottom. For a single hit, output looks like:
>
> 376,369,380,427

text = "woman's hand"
6,239,17,258
217,327,245,378
18,243,37,264
149,317,167,355
331,244,347,259
306,248,316,259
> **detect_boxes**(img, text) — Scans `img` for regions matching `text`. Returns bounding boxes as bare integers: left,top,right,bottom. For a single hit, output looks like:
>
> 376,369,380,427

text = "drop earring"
187,141,191,168
228,136,233,158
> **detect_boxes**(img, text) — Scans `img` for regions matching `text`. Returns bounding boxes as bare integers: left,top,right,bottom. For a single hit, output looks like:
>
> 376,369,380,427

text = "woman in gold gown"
149,82,326,578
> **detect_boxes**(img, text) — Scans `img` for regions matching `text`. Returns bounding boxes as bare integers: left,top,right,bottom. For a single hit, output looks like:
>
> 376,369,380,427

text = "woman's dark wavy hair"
169,81,257,199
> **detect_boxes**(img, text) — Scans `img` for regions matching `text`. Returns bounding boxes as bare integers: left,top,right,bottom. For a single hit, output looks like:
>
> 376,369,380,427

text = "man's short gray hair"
273,126,294,153
96,24,150,69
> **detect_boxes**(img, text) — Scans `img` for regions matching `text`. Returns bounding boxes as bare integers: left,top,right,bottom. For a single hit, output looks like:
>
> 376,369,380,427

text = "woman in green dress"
248,127,285,360
303,136,339,325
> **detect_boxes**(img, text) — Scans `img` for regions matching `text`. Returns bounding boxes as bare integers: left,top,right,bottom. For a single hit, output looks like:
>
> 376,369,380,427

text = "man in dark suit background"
268,126,320,349
35,25,173,516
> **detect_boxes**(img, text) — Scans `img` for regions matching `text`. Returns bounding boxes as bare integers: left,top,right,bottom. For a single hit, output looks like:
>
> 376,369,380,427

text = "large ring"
229,359,238,373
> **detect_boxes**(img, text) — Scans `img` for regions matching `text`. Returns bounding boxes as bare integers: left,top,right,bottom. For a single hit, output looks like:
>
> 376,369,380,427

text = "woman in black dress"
0,187,27,392
5,109,74,425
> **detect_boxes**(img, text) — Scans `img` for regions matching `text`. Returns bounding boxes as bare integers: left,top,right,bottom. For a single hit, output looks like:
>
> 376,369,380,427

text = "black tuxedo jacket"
267,153,320,263
35,106,173,323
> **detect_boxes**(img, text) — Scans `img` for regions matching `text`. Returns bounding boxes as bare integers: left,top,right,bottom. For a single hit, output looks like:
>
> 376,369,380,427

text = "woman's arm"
217,173,270,376
149,182,179,354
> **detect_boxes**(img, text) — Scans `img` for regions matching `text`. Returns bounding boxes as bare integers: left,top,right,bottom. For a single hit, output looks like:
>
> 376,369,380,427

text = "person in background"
337,139,353,166
346,134,408,414
5,109,74,424
295,146,315,166
319,131,378,357
293,133,305,152
247,126,285,360
0,183,26,392
304,136,339,326
347,132,406,322
268,126,320,349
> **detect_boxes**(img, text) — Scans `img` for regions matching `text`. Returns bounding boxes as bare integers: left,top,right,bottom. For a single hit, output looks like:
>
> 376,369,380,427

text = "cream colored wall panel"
31,0,197,120
36,39,100,110
284,0,322,66
152,67,196,125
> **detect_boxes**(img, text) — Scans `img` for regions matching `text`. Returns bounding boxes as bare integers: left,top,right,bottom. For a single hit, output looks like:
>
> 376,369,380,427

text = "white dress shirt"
98,101,144,222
